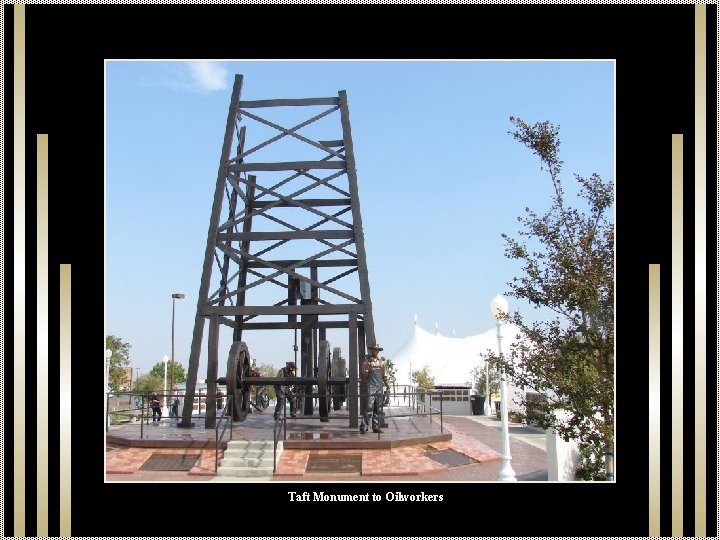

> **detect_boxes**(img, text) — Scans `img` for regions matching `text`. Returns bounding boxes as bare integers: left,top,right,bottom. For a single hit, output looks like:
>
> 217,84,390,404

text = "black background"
4,4,716,537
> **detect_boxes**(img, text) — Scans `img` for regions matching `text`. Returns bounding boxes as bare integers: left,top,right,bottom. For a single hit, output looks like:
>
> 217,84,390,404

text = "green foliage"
255,362,278,400
491,116,614,480
575,439,607,481
470,363,501,397
382,356,397,384
411,366,435,390
148,361,187,386
509,410,524,423
106,335,131,392
134,373,164,393
256,363,278,377
110,413,133,425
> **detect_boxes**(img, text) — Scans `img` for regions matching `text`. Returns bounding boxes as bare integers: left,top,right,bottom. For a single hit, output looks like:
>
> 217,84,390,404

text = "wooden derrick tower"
180,74,375,428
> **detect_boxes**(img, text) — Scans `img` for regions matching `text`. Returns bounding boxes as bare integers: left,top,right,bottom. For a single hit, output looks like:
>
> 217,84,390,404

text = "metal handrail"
271,396,287,473
214,395,234,473
426,390,444,433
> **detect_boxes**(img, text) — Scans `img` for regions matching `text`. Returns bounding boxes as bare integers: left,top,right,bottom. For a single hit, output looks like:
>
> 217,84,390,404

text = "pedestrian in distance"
150,391,162,422
216,387,223,413
171,388,179,418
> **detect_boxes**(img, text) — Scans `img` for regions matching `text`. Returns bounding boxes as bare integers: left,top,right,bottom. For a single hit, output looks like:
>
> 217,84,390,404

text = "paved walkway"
105,410,548,482
273,415,547,482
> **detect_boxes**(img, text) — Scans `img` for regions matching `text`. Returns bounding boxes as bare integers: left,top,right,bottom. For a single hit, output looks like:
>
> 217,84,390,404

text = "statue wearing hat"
359,344,390,434
274,361,298,420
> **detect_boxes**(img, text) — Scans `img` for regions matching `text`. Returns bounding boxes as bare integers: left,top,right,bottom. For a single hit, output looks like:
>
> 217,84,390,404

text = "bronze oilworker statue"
359,344,390,434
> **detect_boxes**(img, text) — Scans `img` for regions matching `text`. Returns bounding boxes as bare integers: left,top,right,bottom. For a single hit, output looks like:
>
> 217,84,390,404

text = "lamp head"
172,293,185,299
490,295,508,320
163,355,170,363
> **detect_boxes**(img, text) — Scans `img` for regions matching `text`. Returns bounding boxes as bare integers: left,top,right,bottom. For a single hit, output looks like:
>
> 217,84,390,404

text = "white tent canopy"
390,320,523,389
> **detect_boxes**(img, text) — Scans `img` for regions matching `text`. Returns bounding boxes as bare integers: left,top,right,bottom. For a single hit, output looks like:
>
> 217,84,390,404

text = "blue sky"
106,60,614,380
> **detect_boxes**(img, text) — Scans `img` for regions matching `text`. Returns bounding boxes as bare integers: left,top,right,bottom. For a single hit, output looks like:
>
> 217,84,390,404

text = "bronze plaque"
306,454,362,473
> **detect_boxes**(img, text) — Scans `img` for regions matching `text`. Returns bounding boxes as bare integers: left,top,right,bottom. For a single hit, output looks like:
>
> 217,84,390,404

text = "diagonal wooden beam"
296,170,350,197
237,178,353,229
226,239,355,294
236,169,348,226
322,267,359,286
220,240,361,303
226,148,347,230
231,105,339,163
238,106,345,160
253,206,356,260
211,265,290,306
220,166,346,233
242,297,289,323
224,172,248,207
239,178,353,229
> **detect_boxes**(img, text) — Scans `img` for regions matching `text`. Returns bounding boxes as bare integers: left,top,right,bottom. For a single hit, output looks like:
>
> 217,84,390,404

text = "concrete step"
216,465,275,477
216,440,281,478
221,457,274,468
226,440,273,451
223,449,272,459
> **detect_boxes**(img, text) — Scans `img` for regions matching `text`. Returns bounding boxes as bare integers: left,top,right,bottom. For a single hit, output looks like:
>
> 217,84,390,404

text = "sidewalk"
463,414,547,451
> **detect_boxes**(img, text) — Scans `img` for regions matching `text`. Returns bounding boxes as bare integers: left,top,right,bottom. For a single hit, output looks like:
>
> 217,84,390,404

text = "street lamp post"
105,349,112,429
170,293,185,412
105,349,112,394
484,357,491,416
491,294,516,481
162,355,170,418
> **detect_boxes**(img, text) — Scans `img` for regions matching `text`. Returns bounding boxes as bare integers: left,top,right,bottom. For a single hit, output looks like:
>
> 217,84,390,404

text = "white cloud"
186,61,228,92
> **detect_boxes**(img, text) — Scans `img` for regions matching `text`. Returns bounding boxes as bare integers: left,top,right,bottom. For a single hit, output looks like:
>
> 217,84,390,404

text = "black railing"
271,397,287,473
106,390,218,432
214,395,234,473
427,390,444,433
271,388,444,439
107,387,445,475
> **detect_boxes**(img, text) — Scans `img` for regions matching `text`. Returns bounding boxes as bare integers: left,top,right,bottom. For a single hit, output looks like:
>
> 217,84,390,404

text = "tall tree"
105,335,132,392
411,366,436,390
134,373,164,394
255,362,278,400
148,361,187,389
489,117,614,480
470,363,500,397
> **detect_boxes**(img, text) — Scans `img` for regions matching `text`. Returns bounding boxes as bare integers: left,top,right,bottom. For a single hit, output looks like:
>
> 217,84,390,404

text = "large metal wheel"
226,341,251,421
317,340,332,422
331,347,346,411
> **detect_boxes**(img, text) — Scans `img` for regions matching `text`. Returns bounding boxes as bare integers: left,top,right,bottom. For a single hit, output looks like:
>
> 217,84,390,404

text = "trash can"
470,395,484,415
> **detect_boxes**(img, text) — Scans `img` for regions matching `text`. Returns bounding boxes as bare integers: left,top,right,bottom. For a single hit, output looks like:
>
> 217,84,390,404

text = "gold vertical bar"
14,4,26,537
671,133,683,536
37,135,49,537
693,5,706,536
60,265,71,536
649,264,661,536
